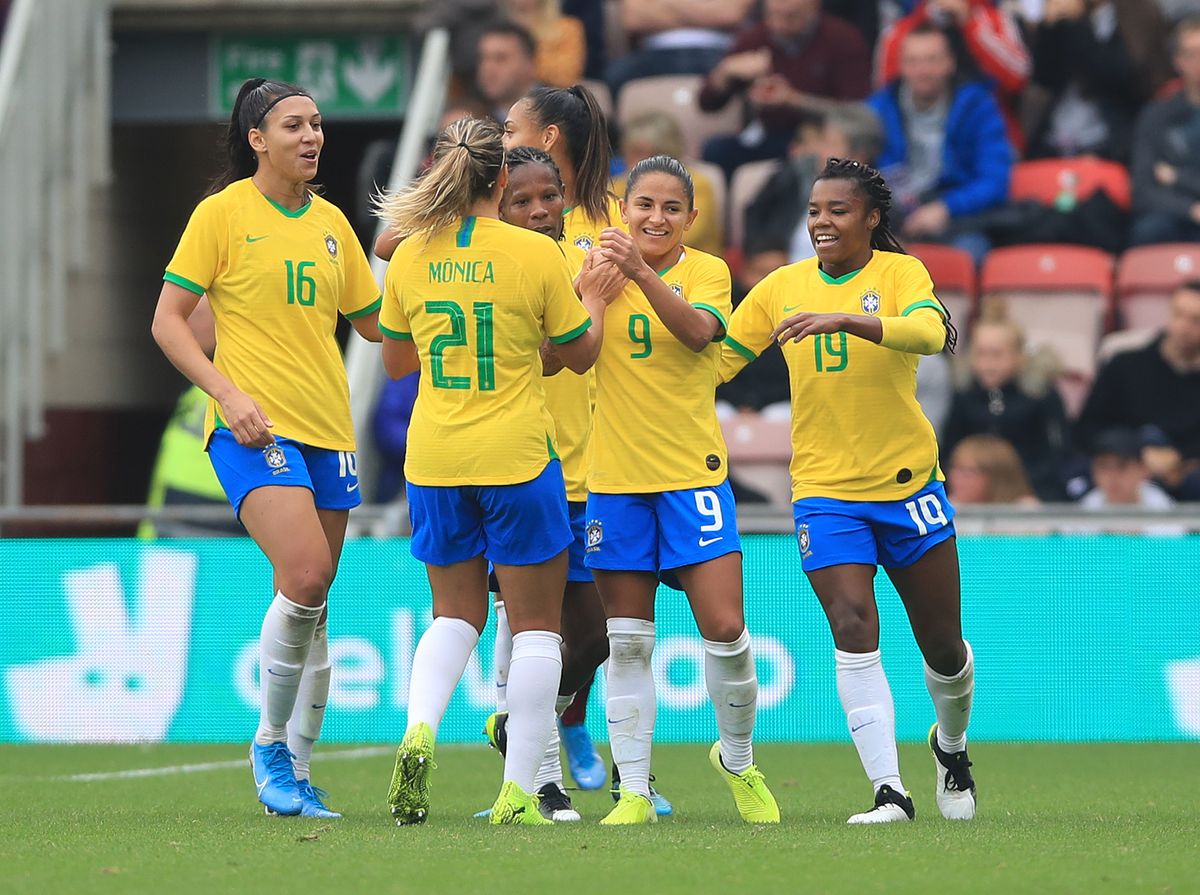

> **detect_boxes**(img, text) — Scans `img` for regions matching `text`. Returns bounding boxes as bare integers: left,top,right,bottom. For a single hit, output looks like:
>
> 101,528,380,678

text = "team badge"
264,445,286,469
585,520,603,551
574,236,593,251
797,524,811,555
860,291,881,315
669,282,683,297
325,234,339,259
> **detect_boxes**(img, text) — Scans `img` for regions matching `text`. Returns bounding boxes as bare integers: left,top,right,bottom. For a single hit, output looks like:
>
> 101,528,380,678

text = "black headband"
253,91,309,128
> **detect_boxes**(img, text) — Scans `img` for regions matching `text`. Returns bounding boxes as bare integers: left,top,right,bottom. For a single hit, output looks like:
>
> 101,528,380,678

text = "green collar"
818,265,864,285
656,249,686,278
262,192,312,219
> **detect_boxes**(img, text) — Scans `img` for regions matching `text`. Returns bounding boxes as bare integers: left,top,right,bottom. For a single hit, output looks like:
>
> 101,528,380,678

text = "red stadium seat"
721,414,792,509
616,75,743,160
1010,157,1132,211
980,244,1115,378
1116,243,1200,331
907,243,977,335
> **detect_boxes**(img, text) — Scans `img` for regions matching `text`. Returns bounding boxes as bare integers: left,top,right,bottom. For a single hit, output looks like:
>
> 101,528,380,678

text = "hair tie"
457,141,471,149
253,91,308,128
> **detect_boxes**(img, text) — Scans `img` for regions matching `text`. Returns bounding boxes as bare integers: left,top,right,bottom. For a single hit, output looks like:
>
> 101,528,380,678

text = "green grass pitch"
2,741,1196,894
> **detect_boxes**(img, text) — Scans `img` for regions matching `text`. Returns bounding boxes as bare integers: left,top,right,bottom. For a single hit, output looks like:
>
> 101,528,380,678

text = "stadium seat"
1096,327,1157,365
907,243,977,336
616,75,744,160
1116,243,1200,331
689,158,727,244
727,159,783,251
579,79,613,120
721,413,793,509
1010,157,1131,210
980,244,1115,379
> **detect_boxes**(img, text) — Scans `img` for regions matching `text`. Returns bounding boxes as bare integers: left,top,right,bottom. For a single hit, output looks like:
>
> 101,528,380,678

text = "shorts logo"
325,234,339,259
574,236,593,251
585,520,603,552
860,291,881,315
669,282,684,297
264,445,287,469
797,524,812,557
705,454,721,471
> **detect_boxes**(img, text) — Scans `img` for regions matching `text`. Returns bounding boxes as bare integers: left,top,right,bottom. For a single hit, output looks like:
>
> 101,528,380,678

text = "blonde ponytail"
374,117,506,239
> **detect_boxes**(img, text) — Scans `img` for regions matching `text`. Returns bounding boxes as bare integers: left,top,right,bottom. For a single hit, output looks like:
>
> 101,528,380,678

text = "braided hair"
505,146,563,185
816,157,958,351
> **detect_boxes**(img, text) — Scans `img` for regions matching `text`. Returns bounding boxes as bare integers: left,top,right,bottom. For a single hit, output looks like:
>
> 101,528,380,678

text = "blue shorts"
407,461,573,567
584,481,741,590
208,429,361,518
489,501,592,593
792,481,956,573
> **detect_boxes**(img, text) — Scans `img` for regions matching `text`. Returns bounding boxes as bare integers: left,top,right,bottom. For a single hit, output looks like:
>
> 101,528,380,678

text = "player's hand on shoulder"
772,311,849,344
219,389,275,447
598,228,645,280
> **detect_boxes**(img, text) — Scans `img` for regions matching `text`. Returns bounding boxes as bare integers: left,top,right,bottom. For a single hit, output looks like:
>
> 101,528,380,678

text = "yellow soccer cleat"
490,780,553,826
388,722,436,825
709,742,780,824
483,711,508,756
599,788,658,825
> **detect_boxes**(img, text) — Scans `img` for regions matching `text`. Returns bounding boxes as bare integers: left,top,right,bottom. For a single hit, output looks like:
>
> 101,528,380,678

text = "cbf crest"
574,235,593,251
324,233,339,259
797,523,812,556
585,519,603,552
669,282,684,297
860,290,881,315
264,444,287,469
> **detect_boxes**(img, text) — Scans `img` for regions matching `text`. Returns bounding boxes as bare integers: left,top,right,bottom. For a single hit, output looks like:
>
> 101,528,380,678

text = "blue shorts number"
904,493,948,536
694,489,723,533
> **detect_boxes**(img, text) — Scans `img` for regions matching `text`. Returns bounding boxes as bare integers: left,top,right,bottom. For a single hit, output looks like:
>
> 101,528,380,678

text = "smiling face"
500,162,565,240
248,95,323,183
807,177,878,273
621,170,697,263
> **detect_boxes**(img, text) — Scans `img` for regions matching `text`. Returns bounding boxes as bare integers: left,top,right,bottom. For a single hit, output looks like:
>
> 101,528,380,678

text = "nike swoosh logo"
851,720,878,732
265,669,298,677
698,536,723,547
607,716,635,725
346,482,359,492
246,235,269,243
729,701,754,708
256,777,269,795
783,304,802,312
312,704,326,710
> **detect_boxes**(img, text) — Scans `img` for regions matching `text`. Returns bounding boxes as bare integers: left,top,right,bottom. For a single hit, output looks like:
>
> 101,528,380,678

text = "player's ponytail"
375,116,506,239
208,78,313,196
625,154,695,211
526,84,613,225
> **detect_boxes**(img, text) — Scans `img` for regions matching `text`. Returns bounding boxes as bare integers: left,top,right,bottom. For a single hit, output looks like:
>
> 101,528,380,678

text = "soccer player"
720,158,977,824
151,79,384,818
586,155,780,826
376,117,612,826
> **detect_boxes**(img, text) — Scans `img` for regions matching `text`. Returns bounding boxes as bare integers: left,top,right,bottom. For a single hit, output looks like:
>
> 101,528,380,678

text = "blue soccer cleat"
297,780,342,818
611,762,674,816
250,741,302,816
560,721,606,790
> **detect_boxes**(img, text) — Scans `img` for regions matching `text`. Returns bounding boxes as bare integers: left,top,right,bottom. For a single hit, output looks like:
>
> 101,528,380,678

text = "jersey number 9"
426,300,496,391
629,313,652,359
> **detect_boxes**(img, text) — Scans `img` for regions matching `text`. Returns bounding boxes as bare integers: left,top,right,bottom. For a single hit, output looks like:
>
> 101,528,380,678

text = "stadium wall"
2,536,1198,744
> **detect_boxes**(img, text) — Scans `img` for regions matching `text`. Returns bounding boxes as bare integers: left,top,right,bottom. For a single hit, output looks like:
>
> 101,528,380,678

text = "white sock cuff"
835,649,882,672
703,627,751,657
924,640,973,684
431,615,481,648
275,591,325,621
555,693,575,715
607,617,655,639
494,599,505,611
511,629,563,661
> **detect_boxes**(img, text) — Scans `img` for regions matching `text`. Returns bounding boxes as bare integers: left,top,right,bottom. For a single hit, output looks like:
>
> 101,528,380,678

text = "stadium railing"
0,0,111,507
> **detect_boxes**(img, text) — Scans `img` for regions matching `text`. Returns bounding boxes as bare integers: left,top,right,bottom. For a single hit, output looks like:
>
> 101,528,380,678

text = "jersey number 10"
426,300,496,391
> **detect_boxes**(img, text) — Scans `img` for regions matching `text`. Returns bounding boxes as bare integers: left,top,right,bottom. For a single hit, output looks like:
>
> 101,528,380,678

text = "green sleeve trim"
549,317,592,344
379,323,413,340
693,302,728,331
546,435,559,462
901,299,947,319
725,336,759,362
163,272,205,296
345,296,382,320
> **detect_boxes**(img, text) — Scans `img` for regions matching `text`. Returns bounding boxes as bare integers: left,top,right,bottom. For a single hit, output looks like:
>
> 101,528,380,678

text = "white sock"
287,622,330,781
606,617,656,799
406,616,479,738
493,599,512,712
532,693,575,790
255,592,323,746
503,630,563,793
704,627,757,774
835,649,903,794
926,640,974,753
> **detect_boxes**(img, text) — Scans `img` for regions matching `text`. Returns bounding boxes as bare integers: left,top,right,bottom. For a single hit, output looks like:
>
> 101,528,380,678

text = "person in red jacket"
874,0,1029,151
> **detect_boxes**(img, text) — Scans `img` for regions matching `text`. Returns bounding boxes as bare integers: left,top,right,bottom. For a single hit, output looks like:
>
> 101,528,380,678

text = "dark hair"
816,157,958,351
505,146,563,185
624,154,694,211
524,84,612,224
209,78,314,195
481,21,537,59
904,20,954,51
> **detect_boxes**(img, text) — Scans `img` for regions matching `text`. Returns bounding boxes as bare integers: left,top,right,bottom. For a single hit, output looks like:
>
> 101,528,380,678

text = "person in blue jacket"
867,22,1013,263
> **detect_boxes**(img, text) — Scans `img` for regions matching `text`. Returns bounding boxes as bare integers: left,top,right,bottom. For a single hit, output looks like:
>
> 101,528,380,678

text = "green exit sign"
211,35,410,118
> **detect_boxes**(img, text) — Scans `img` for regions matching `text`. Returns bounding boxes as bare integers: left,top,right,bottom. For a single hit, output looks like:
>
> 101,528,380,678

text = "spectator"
698,0,871,182
1076,282,1200,473
1140,424,1200,501
717,240,791,418
614,112,724,256
946,434,1040,504
743,102,885,264
372,372,420,504
869,23,1013,262
824,0,884,47
874,0,1031,150
918,349,955,440
1023,0,1171,162
503,0,587,87
475,22,541,122
943,313,1070,499
1080,428,1175,509
1130,15,1200,246
562,0,607,80
606,0,756,99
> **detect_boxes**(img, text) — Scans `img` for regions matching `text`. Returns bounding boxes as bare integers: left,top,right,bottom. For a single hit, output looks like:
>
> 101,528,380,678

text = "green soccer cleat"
599,788,658,825
490,780,552,826
708,742,781,824
388,722,436,826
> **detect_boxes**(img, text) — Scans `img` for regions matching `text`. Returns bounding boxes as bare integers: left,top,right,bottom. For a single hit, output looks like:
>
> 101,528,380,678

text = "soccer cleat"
708,742,780,824
249,741,302,816
929,723,977,820
600,788,658,825
490,780,552,826
296,780,342,819
611,762,673,816
560,721,605,790
847,784,915,824
388,722,436,825
483,711,508,757
536,782,581,822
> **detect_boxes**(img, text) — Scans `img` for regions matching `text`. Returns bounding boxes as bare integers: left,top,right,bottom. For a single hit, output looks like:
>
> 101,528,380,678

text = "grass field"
1,741,1196,894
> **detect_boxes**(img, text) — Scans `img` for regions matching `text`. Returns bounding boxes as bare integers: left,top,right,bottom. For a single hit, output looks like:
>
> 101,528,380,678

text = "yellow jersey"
562,194,623,253
542,243,594,501
589,248,733,493
720,251,949,502
164,178,381,451
380,216,591,487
